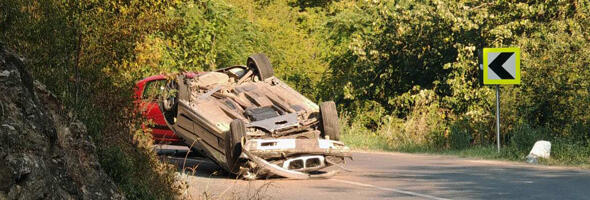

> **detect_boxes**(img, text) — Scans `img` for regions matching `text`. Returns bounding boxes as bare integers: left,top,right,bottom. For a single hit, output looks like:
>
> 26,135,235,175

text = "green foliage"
319,0,589,155
549,137,590,166
323,1,467,115
507,123,551,156
348,100,386,130
229,0,331,97
397,89,449,149
2,0,182,198
1,0,334,197
4,0,590,195
99,141,177,200
449,119,472,150
100,147,133,185
341,89,451,151
339,113,393,151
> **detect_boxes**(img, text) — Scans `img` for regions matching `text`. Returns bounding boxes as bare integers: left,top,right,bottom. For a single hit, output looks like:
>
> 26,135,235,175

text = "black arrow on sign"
489,52,514,79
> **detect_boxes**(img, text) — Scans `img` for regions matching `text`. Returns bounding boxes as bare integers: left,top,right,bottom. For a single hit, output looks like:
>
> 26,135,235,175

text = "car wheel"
160,80,178,125
320,101,340,141
247,53,274,81
226,119,245,174
162,97,175,111
162,80,178,111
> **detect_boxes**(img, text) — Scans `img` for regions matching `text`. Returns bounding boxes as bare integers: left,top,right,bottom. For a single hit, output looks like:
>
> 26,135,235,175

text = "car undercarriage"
159,53,351,179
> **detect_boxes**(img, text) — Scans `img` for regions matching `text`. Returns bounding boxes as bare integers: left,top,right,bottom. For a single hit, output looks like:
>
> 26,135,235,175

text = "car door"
140,79,167,125
138,79,183,143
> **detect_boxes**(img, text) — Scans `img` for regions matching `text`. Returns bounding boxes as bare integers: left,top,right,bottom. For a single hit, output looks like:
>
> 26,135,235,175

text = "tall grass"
340,106,590,168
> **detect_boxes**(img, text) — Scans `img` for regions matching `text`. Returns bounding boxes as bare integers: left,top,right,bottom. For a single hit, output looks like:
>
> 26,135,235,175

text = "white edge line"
331,179,450,200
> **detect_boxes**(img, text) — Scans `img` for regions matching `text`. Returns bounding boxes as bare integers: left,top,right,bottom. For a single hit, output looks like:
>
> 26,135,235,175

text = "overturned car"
159,53,350,179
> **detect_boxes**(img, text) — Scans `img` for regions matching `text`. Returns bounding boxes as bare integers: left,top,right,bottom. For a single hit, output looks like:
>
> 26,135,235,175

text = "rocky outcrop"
0,44,123,199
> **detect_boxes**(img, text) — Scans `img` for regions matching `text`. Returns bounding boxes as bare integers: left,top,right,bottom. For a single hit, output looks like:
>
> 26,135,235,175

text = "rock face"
0,44,123,199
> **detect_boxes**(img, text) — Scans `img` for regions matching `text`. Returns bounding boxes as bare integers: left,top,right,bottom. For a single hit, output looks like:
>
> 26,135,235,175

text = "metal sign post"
495,85,500,153
482,47,520,153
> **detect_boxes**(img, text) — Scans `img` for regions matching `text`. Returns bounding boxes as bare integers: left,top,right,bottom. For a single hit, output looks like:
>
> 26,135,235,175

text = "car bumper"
241,138,351,179
243,138,351,158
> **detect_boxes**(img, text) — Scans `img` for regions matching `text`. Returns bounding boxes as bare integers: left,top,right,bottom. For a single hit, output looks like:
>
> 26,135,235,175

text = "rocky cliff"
0,44,123,199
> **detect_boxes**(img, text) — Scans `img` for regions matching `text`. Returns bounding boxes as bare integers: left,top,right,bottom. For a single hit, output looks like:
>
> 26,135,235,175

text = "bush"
319,0,590,162
339,113,392,151
448,120,472,150
349,100,386,130
550,138,590,165
346,89,451,151
508,123,551,156
100,147,133,185
564,122,590,146
401,89,449,150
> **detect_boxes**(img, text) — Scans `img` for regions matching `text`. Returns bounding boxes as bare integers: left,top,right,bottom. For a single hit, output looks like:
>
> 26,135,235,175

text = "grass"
341,132,590,169
340,131,393,151
439,146,507,160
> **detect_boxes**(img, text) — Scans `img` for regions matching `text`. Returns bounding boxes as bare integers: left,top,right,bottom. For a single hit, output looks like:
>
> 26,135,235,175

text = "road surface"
162,149,590,200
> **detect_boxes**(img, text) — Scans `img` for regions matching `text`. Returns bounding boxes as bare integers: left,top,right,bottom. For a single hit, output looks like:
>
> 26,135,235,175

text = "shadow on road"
156,147,590,200
352,152,590,199
398,165,587,199
153,145,234,179
162,155,235,179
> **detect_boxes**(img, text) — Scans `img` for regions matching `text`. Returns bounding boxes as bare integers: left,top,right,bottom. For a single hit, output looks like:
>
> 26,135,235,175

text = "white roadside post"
526,140,552,164
482,48,521,153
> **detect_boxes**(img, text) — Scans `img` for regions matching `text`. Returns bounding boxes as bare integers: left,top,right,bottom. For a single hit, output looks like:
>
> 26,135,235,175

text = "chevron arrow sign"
483,48,521,85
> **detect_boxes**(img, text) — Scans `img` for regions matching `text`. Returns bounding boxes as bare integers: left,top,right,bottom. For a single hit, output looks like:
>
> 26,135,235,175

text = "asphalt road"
162,149,590,200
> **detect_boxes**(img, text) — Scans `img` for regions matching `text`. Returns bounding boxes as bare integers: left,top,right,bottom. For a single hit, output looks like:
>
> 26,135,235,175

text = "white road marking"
331,179,450,200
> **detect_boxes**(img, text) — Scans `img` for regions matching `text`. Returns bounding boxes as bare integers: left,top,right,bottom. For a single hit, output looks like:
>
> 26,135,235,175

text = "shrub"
339,112,392,151
550,137,590,165
349,100,386,130
448,119,472,150
401,89,449,149
508,123,551,157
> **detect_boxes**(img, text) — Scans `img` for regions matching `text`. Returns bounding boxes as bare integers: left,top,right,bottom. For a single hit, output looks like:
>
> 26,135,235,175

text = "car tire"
226,119,245,174
162,80,178,111
162,97,176,111
160,80,178,125
320,101,340,141
247,53,274,81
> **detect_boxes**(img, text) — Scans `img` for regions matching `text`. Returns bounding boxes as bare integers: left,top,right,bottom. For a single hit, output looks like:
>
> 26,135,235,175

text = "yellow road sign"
483,48,520,85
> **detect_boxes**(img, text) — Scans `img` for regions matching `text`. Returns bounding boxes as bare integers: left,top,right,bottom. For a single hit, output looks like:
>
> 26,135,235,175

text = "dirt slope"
0,44,123,199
